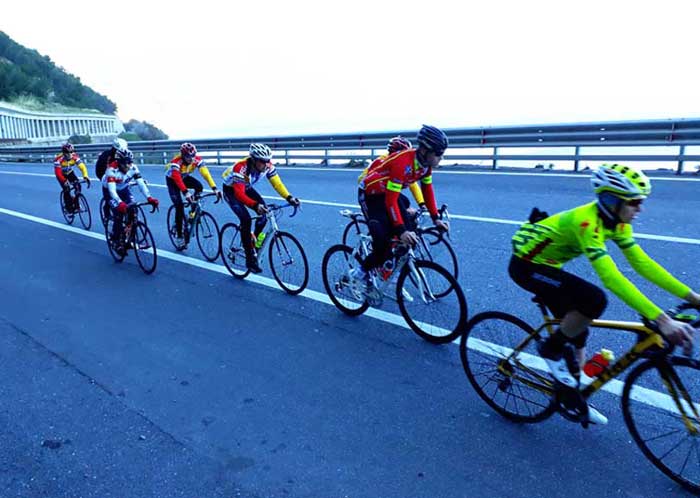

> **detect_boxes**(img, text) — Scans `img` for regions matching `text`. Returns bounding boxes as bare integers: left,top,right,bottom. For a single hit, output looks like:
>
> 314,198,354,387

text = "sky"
2,0,700,140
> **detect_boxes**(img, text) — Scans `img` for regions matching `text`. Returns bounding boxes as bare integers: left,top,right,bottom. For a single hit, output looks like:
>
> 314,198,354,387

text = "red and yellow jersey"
53,152,88,183
359,148,437,228
512,201,691,320
222,157,290,207
165,154,216,191
358,153,425,205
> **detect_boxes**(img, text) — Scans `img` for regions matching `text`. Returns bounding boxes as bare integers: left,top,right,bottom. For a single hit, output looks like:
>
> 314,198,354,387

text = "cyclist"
354,125,450,290
510,163,700,425
96,137,128,221
54,142,90,213
165,142,222,246
221,143,300,274
103,149,159,254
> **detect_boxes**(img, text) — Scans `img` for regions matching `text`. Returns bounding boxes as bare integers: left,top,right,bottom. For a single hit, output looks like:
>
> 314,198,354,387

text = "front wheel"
460,311,556,422
166,205,188,251
622,356,700,493
321,244,369,316
268,231,308,295
196,211,221,261
220,222,250,279
132,221,157,274
342,219,368,249
76,194,91,230
395,259,467,344
415,228,458,284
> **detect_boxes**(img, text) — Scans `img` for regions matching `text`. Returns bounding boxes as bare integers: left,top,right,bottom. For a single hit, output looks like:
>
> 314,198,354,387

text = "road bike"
105,202,159,274
59,178,91,229
167,191,221,261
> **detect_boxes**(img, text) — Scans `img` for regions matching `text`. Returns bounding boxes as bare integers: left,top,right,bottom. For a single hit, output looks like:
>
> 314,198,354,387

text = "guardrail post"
323,148,329,167
139,152,144,165
216,150,221,165
285,149,289,166
492,147,499,170
677,145,685,175
162,151,167,164
574,146,580,172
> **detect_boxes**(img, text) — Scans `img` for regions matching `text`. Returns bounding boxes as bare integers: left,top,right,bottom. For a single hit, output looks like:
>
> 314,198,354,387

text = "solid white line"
2,170,700,244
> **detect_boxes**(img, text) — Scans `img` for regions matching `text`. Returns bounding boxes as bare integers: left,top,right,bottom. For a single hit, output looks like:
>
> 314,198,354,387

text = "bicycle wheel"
76,194,91,230
395,259,467,344
416,228,458,282
59,191,75,224
622,356,700,492
196,212,221,262
133,221,157,274
99,198,110,227
460,311,556,422
137,205,148,227
321,244,369,316
220,222,250,279
268,231,308,295
342,219,368,249
166,205,187,251
104,218,125,263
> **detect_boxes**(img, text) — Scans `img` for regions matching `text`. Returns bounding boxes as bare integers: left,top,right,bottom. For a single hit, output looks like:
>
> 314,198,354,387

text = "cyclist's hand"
657,314,695,349
685,290,700,307
84,176,91,188
117,202,128,214
147,196,159,208
435,219,450,233
213,188,223,201
399,230,418,246
255,203,269,215
286,195,300,207
184,192,193,203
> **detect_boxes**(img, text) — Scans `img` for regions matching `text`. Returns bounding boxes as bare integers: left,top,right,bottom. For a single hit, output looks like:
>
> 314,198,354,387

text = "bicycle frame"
249,204,298,263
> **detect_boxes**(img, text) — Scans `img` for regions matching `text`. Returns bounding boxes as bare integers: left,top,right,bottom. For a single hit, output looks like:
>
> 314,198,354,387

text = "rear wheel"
321,244,369,316
268,231,308,295
196,211,221,261
220,222,250,279
59,191,75,224
76,194,91,230
460,311,556,422
622,356,700,493
133,221,157,274
342,219,368,250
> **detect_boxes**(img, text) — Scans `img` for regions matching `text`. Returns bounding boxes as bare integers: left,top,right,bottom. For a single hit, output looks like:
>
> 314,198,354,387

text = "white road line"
2,170,699,245
0,205,690,415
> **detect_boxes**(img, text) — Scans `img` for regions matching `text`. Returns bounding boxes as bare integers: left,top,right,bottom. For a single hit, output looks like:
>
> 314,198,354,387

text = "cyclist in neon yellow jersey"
510,163,700,425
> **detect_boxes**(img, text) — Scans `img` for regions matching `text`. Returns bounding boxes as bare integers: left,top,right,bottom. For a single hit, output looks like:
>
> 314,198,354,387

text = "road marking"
3,169,698,245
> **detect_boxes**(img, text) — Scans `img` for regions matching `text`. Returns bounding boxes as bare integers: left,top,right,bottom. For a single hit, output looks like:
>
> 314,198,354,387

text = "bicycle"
99,180,148,229
340,204,458,280
59,178,91,229
219,203,309,295
104,201,159,274
167,191,222,261
322,220,467,344
459,297,700,492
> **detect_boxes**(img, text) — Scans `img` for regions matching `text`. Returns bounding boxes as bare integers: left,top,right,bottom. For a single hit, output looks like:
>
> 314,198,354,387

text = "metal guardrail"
2,118,700,173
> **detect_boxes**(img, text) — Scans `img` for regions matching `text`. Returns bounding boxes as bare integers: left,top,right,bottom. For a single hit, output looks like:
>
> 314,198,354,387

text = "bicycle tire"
132,221,157,274
342,219,369,248
220,222,250,279
195,211,221,261
622,356,700,493
99,198,109,227
321,244,369,316
59,191,75,224
395,259,467,344
460,311,556,422
268,231,309,295
416,228,458,281
76,194,91,230
104,218,125,263
166,204,188,251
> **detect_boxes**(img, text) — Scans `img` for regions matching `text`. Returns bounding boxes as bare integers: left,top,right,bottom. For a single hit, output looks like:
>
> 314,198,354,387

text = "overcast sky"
2,0,700,140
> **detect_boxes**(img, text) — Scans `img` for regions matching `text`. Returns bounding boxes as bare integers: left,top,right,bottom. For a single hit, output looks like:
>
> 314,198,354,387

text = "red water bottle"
583,349,614,377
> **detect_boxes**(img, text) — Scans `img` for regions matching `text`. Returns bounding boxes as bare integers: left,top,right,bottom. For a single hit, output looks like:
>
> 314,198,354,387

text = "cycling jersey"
102,162,151,204
358,153,425,206
511,201,691,319
165,154,216,191
222,157,290,207
359,148,437,230
54,153,88,183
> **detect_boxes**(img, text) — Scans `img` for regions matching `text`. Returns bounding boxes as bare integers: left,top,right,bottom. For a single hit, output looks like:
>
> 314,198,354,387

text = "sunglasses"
626,199,644,207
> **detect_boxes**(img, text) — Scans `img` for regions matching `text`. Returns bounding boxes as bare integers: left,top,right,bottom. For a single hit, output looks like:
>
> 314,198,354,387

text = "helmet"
416,125,448,155
249,143,273,161
591,164,651,200
112,137,128,153
115,148,134,166
387,136,412,154
61,142,74,154
180,142,197,158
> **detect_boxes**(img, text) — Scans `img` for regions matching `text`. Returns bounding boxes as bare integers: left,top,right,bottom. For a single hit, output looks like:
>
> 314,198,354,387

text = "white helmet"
591,163,651,200
112,137,128,153
249,143,272,161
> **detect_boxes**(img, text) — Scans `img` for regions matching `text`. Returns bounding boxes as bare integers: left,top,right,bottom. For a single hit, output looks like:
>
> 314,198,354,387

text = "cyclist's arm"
106,179,121,203
268,174,291,199
169,166,188,193
197,162,217,189
419,175,439,219
54,165,67,183
409,181,425,207
620,243,691,299
131,168,151,198
232,183,258,208
76,160,89,178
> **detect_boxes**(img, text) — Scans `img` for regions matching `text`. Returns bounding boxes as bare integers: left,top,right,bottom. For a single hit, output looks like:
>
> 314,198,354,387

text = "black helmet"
116,148,134,166
416,124,448,155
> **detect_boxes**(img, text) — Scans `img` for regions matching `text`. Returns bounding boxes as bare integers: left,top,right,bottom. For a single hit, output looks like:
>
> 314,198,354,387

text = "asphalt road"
1,161,699,498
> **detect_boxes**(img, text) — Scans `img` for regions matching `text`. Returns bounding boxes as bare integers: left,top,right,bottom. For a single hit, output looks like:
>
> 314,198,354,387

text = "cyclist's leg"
246,188,267,238
222,186,256,263
166,177,185,237
66,171,80,210
184,176,203,196
358,192,392,271
398,193,418,232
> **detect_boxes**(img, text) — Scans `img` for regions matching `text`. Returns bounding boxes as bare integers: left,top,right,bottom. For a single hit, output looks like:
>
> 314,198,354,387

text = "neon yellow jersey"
512,201,691,319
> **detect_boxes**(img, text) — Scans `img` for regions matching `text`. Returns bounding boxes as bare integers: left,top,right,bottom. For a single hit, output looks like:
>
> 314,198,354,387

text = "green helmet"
591,163,651,200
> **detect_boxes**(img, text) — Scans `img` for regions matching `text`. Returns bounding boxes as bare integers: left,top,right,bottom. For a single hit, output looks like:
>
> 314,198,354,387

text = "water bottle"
583,349,615,377
380,259,394,281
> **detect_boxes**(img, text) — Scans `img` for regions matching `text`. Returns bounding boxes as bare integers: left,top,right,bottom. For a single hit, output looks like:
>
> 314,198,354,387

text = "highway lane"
1,162,699,497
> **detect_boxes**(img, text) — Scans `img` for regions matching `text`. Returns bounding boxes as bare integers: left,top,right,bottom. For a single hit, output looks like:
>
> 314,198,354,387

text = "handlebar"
641,303,700,357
